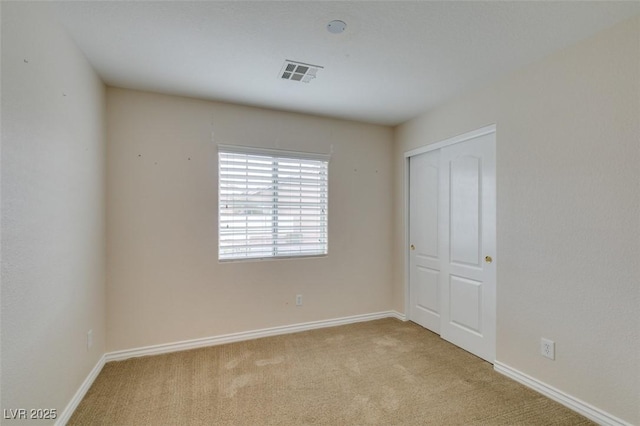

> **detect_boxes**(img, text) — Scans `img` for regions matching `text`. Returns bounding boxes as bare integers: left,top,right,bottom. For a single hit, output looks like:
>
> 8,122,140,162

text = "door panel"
449,275,482,335
409,150,441,333
450,155,481,267
412,160,439,258
416,266,440,315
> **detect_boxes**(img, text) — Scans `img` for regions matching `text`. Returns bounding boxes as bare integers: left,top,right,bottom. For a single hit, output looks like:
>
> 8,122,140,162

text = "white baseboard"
390,310,407,321
56,354,106,426
105,310,405,362
494,361,632,426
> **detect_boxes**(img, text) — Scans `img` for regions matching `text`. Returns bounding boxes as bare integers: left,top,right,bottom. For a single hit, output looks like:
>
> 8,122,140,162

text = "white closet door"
409,150,441,333
439,132,496,363
408,128,496,363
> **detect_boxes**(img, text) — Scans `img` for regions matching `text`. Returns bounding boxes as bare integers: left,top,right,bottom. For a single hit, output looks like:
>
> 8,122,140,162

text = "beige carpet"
69,318,593,425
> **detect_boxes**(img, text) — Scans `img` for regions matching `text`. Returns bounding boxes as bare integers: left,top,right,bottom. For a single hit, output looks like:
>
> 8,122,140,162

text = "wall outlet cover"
541,338,555,360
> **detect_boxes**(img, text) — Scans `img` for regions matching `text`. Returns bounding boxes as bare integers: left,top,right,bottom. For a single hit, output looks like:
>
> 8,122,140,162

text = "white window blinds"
218,145,329,260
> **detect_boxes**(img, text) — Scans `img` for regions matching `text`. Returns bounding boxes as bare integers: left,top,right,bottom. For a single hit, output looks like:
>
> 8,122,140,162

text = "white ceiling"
53,1,640,126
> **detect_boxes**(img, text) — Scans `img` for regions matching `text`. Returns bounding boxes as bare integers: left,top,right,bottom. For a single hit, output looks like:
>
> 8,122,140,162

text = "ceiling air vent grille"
280,60,323,83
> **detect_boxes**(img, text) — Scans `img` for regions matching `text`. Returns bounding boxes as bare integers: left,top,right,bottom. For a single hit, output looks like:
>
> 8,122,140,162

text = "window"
218,145,329,261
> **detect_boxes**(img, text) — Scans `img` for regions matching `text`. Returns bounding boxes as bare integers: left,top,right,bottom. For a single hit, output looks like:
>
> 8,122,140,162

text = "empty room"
1,1,639,425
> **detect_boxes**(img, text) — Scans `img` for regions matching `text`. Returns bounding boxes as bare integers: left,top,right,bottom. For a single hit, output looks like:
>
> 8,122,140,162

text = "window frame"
217,144,330,262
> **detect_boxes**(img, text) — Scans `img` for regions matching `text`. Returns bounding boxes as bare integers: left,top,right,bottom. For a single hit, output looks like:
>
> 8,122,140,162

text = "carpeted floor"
69,318,593,425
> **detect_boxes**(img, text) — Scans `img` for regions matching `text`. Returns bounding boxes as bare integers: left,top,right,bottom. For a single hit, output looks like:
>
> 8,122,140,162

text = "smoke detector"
327,20,347,34
280,60,323,83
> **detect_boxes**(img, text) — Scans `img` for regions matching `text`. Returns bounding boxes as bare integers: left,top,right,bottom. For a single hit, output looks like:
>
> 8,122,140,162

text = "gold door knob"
485,255,493,264
410,244,415,251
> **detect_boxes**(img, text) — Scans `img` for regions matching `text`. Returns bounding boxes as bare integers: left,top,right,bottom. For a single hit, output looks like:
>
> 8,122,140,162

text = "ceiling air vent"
280,60,323,83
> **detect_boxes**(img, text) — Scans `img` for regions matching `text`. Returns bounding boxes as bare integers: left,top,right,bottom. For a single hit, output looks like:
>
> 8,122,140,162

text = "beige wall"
1,2,107,423
393,16,640,423
106,88,394,351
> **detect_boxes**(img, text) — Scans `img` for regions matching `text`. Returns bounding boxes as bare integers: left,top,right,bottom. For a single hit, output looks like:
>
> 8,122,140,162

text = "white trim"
218,143,330,162
403,152,411,320
390,310,407,321
404,124,496,158
56,354,106,426
105,311,405,362
494,361,632,426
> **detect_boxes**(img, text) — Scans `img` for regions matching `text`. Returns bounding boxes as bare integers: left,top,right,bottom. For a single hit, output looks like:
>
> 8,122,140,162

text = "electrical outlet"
87,329,93,350
296,294,303,306
541,338,555,360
